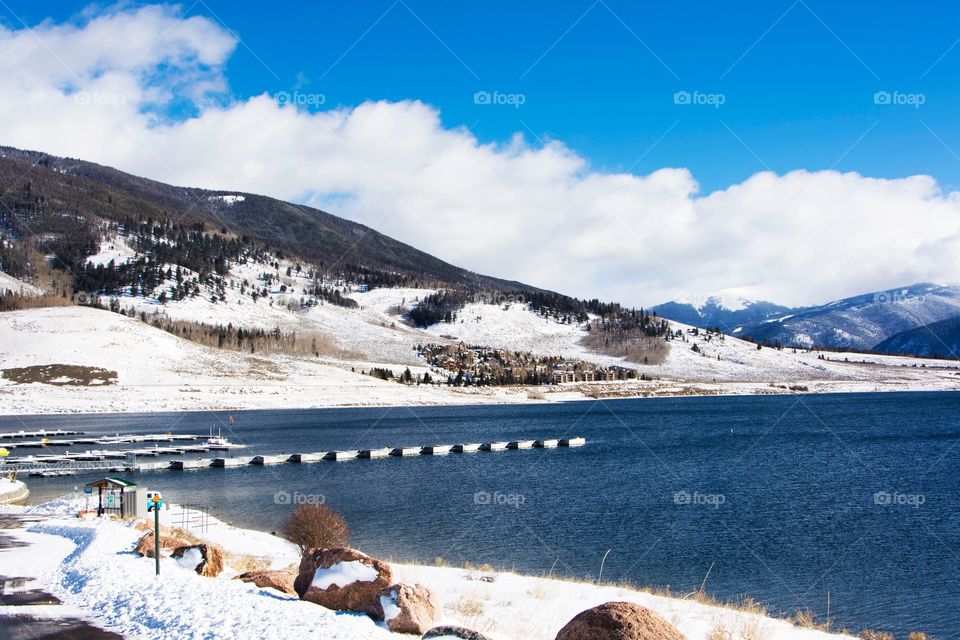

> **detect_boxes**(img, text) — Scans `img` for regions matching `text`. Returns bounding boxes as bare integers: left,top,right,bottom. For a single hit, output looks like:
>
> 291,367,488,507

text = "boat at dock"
205,428,245,451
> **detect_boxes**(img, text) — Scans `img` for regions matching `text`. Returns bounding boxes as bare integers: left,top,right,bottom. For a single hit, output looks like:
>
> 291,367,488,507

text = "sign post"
148,494,162,576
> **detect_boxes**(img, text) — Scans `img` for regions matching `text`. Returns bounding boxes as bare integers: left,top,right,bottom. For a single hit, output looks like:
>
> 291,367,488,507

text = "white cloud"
1,4,958,307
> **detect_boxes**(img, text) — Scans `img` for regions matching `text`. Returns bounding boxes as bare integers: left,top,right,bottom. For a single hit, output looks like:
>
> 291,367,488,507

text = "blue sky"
5,0,958,194
1,1,958,304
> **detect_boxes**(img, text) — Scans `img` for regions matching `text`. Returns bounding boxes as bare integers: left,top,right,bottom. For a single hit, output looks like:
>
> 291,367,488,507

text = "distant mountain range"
654,283,960,356
651,292,797,332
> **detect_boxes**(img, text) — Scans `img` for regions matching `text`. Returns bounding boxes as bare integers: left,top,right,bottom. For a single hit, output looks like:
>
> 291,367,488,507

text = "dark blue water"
5,392,959,638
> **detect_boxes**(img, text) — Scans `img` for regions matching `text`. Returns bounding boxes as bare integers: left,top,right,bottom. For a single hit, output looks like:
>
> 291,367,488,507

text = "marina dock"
1,433,586,476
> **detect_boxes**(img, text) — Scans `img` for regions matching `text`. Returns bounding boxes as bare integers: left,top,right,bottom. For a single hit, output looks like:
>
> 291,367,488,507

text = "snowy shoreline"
0,379,956,418
0,497,857,640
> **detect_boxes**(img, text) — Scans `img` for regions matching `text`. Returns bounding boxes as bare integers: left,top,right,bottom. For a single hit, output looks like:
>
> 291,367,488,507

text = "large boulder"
293,547,393,615
423,625,493,639
235,570,297,595
170,544,225,578
133,532,191,558
376,583,440,634
554,602,685,640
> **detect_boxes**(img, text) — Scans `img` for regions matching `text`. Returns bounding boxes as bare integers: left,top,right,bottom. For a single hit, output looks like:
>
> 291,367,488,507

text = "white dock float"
212,457,247,468
171,459,211,470
534,439,559,448
251,454,287,465
452,443,482,453
559,437,586,447
481,442,509,452
289,452,326,463
422,445,452,455
508,440,535,450
359,448,390,459
137,461,171,470
324,450,359,461
390,446,421,457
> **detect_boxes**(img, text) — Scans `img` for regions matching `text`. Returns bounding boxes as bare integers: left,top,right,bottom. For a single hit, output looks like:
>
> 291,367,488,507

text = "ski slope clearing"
2,497,855,640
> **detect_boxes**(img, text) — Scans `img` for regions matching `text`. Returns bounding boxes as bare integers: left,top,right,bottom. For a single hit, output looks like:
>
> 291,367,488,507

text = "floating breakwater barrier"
1,436,586,475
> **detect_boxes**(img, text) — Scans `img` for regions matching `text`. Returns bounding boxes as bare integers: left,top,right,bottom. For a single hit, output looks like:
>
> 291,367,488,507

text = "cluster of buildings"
417,343,637,386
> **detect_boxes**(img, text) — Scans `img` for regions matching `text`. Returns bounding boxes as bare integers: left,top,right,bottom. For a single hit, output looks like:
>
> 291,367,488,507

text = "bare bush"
0,292,71,312
281,504,350,554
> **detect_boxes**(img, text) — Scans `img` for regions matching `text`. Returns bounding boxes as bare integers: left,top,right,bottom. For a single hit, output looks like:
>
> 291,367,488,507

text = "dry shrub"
170,527,203,544
225,552,272,573
793,609,830,630
908,633,928,640
450,596,485,618
0,293,71,312
707,619,733,640
859,632,895,640
281,503,349,554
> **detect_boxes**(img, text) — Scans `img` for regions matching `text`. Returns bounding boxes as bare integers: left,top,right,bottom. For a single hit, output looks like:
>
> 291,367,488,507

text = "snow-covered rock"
294,547,393,616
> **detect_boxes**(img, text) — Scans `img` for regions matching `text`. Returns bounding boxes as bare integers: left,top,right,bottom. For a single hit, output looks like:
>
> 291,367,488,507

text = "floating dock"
171,459,212,470
212,457,246,468
0,429,85,440
324,450,359,461
422,445,452,455
288,452,326,463
2,435,586,475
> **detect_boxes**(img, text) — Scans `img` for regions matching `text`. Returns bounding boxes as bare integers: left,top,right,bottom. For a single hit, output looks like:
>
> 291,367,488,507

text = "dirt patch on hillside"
1,364,118,386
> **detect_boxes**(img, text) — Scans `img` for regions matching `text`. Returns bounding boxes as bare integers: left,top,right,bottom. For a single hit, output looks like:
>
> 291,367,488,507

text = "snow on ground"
85,235,138,266
1,519,395,639
0,270,44,295
1,497,854,640
0,302,957,415
421,301,612,363
0,477,28,503
0,306,529,415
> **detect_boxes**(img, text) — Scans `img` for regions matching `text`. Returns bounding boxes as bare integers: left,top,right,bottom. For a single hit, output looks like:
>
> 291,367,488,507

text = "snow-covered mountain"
875,315,960,359
651,289,798,332
736,283,960,351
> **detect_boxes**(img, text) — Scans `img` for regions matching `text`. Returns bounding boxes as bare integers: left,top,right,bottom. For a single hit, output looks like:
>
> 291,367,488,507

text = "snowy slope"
0,306,524,415
0,270,44,295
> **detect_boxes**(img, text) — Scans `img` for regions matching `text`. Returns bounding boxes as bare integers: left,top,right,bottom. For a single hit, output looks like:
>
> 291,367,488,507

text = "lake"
5,391,958,637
